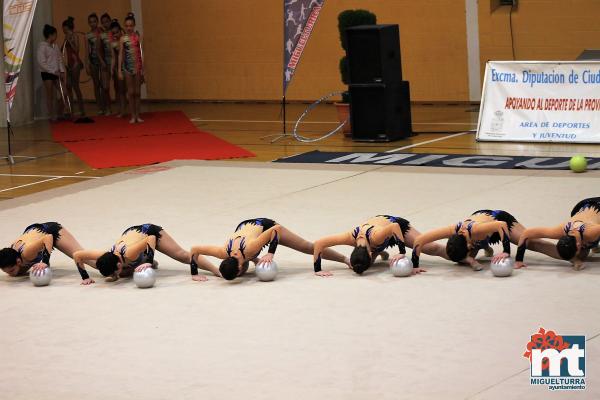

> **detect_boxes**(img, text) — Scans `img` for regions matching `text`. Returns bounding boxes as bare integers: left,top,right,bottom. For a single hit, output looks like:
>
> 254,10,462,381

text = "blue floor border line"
274,151,600,170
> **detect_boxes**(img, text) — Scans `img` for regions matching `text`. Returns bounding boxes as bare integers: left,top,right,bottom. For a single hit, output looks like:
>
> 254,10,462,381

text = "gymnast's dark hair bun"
96,252,120,277
350,245,371,274
0,248,20,269
125,12,136,23
88,12,98,20
101,13,111,21
219,257,239,280
43,24,57,39
62,16,75,29
446,234,469,262
557,235,577,260
110,19,121,30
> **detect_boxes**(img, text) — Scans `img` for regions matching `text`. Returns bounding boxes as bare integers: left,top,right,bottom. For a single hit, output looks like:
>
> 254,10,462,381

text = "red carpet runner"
51,110,254,168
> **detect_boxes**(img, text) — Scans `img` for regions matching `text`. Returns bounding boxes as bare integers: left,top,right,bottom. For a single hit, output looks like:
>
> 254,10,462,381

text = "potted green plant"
335,9,377,136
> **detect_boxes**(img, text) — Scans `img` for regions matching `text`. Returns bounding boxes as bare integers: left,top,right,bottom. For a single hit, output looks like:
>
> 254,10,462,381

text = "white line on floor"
75,171,85,175
189,118,476,126
0,177,62,193
384,131,471,153
0,174,99,179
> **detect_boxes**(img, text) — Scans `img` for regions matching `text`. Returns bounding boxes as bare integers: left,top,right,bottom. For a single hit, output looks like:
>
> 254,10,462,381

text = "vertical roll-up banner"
283,0,324,94
3,0,38,122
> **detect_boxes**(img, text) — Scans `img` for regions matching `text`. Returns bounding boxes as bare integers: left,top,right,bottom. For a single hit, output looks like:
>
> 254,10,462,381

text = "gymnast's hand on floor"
81,278,95,285
315,271,333,277
514,261,527,269
30,262,49,274
259,253,274,264
491,252,509,264
192,274,208,282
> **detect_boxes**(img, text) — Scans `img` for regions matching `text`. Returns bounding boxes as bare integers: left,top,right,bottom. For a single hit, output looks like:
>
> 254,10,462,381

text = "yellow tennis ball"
569,155,588,173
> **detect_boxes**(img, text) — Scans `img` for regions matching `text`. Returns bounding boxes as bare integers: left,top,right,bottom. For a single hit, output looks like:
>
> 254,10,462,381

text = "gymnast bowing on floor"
73,224,215,283
0,222,93,281
516,197,600,270
189,218,349,280
312,215,447,276
411,210,560,270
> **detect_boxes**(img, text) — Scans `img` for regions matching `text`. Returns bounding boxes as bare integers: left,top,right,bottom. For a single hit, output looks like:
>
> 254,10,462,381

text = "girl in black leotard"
517,197,600,270
412,210,560,271
74,224,204,283
190,218,349,281
313,215,447,276
0,222,92,282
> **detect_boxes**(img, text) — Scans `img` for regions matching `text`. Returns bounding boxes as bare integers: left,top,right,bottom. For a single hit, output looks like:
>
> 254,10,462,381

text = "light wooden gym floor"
1,102,599,200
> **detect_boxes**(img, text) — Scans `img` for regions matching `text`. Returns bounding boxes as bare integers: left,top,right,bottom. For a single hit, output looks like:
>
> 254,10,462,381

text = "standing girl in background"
85,12,105,114
37,24,65,121
110,19,127,117
61,17,85,116
118,12,144,123
99,13,113,115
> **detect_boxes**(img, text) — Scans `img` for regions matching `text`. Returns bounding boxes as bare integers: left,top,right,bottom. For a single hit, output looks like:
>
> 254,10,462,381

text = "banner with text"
283,0,324,94
3,0,38,122
477,61,600,143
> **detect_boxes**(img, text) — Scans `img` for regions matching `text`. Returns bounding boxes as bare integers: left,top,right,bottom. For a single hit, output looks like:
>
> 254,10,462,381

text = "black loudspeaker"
349,81,412,142
346,24,402,84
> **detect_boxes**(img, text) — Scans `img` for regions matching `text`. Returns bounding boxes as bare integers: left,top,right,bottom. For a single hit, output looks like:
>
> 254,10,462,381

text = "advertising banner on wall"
477,61,600,143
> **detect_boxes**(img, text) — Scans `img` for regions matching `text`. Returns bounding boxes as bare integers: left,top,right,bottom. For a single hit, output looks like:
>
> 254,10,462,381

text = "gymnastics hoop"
292,90,348,143
57,78,72,115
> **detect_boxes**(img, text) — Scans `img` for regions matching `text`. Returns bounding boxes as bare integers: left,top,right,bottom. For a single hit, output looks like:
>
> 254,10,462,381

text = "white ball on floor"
255,261,278,282
390,257,413,277
30,266,52,286
133,263,156,288
490,257,514,277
